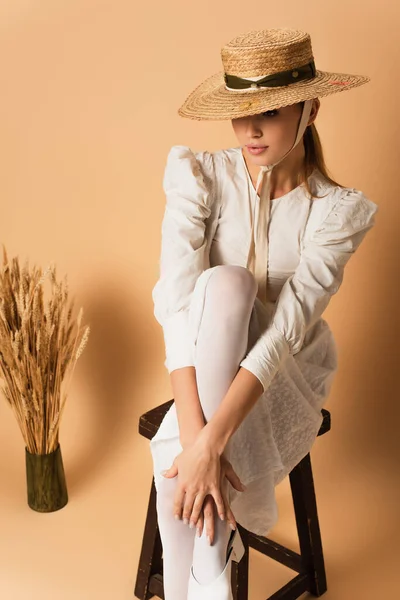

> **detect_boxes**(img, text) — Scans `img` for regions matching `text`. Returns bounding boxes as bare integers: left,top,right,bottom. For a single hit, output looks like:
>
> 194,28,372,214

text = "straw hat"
178,28,370,121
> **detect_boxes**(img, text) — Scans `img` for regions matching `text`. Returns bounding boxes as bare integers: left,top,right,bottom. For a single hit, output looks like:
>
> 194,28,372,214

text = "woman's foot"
187,528,245,600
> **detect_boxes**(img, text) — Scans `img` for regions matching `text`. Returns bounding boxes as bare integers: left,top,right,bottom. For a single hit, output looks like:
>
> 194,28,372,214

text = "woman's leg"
155,475,197,600
191,265,258,584
155,265,257,597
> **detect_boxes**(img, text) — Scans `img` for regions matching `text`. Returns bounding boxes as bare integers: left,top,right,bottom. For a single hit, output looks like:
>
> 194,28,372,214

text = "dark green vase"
25,443,68,512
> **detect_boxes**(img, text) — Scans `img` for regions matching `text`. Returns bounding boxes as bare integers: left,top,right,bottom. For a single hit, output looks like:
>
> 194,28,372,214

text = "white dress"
149,145,379,536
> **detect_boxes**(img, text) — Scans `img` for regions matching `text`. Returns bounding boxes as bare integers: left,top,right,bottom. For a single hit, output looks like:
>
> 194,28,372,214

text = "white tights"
155,265,258,600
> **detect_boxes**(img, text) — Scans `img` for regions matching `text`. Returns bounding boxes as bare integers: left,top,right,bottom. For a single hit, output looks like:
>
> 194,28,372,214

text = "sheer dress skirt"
150,265,338,536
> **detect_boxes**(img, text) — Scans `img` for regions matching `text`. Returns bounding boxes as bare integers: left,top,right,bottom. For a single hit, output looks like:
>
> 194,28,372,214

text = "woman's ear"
308,98,320,126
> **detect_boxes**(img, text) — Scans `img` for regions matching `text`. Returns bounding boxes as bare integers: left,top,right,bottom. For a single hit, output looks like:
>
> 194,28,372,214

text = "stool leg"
289,453,327,597
231,523,249,600
134,477,163,600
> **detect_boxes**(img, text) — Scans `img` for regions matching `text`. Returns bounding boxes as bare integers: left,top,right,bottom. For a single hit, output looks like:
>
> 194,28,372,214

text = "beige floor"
0,389,399,600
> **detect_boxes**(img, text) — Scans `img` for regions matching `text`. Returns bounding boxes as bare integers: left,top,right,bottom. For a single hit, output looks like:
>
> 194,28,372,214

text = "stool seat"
135,401,331,600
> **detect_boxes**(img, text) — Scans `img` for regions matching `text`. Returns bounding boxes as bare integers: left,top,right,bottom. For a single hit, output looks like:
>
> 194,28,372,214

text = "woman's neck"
241,145,306,198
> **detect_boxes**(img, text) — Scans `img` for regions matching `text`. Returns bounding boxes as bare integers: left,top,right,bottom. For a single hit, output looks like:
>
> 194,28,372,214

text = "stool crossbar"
134,399,331,600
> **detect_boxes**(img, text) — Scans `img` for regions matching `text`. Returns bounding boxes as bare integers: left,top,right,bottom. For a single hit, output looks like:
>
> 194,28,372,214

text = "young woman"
149,28,378,600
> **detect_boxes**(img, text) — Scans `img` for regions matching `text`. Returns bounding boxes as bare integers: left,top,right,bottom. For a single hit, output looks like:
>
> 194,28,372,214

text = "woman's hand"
195,495,216,541
161,439,246,533
195,455,245,544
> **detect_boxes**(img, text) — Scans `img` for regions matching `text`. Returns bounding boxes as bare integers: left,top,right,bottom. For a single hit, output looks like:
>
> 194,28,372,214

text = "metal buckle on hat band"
224,60,316,90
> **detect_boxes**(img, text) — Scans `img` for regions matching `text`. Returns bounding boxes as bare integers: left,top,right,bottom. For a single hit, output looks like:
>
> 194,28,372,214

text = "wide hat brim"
178,69,370,120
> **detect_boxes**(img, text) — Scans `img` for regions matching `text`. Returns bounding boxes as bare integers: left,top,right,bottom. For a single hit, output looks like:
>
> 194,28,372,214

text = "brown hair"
298,100,344,200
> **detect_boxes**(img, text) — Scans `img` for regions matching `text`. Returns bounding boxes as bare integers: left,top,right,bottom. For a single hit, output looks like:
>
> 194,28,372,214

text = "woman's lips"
246,145,268,155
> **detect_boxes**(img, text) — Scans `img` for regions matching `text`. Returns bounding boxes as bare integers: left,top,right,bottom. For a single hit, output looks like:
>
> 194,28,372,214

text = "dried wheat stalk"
0,244,90,454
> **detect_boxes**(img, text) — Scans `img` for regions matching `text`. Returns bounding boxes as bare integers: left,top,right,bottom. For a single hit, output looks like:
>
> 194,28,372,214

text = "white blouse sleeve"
152,145,215,374
239,188,379,392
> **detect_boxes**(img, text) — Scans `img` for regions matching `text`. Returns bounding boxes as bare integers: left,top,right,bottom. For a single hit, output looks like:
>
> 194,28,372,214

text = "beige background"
0,1,398,599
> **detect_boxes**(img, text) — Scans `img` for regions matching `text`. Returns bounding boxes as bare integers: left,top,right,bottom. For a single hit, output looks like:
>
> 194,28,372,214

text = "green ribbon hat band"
224,60,317,90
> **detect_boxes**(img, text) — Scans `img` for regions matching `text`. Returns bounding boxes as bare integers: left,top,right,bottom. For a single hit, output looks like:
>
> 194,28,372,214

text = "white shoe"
187,527,245,600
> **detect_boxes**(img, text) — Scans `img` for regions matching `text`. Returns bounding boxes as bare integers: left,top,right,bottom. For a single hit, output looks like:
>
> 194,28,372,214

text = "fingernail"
241,485,247,491
230,522,236,530
197,528,201,537
207,535,211,545
189,521,194,529
160,470,167,476
174,514,180,520
183,517,188,525
219,513,225,521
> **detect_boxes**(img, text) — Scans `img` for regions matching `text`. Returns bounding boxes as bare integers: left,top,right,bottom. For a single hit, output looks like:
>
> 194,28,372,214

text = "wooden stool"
134,399,331,600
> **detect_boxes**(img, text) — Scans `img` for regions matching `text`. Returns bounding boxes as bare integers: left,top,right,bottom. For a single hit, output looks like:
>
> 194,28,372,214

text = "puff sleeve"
239,188,379,392
152,145,215,374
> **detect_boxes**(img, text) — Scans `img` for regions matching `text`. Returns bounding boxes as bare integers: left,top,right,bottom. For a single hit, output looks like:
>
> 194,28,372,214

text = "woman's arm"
152,146,217,446
196,366,263,454
170,367,206,448
196,187,379,454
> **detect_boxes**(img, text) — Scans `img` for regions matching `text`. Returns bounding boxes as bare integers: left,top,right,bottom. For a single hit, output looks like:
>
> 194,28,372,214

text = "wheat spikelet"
36,329,41,355
21,395,30,419
76,326,90,360
48,410,60,438
32,388,40,413
77,306,83,329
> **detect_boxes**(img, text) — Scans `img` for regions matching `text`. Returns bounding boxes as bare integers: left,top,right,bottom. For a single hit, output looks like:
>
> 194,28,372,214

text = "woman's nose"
244,118,262,137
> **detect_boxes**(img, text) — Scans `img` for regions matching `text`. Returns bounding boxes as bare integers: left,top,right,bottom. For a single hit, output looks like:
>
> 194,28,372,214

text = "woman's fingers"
182,489,199,525
196,511,204,538
183,485,224,526
220,480,237,531
175,455,245,526
190,490,207,527
203,495,216,545
185,492,235,547
222,458,246,492
173,485,187,521
225,500,237,531
211,484,227,521
227,471,246,492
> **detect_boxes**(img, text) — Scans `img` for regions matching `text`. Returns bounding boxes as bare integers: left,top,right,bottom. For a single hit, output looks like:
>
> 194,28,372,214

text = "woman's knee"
205,265,258,315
